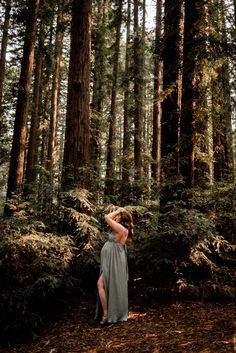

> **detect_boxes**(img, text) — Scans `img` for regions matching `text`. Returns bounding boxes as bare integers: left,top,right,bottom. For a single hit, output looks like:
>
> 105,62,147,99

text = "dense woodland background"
0,0,235,343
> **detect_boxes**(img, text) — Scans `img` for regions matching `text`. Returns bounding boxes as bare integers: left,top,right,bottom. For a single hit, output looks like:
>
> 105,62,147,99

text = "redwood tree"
211,0,234,181
24,19,45,196
47,0,64,176
180,0,209,188
5,0,40,204
61,0,91,190
161,0,184,180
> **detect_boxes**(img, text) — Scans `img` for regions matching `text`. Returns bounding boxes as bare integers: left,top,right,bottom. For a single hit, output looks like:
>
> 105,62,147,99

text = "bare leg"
97,275,107,322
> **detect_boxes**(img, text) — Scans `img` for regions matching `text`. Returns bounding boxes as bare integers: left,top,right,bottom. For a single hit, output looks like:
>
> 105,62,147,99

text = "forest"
0,0,235,352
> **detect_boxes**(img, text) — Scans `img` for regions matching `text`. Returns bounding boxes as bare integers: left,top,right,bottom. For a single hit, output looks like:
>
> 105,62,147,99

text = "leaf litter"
1,300,235,353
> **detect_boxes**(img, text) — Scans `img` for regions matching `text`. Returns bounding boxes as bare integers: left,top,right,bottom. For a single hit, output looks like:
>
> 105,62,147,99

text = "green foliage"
128,189,235,303
59,188,95,213
58,188,101,248
0,126,10,167
208,184,236,243
57,188,105,290
0,183,235,342
0,215,76,341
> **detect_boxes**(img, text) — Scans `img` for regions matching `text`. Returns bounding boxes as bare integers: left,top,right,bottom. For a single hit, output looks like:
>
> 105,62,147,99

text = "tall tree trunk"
180,0,208,188
212,0,234,181
151,0,162,191
133,0,143,189
104,0,122,196
47,0,64,180
90,0,107,191
161,0,184,180
0,0,11,137
61,0,91,191
122,0,132,201
24,20,45,196
5,0,40,205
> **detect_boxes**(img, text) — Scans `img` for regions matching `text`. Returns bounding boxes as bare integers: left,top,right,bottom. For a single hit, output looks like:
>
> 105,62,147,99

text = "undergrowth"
0,184,235,342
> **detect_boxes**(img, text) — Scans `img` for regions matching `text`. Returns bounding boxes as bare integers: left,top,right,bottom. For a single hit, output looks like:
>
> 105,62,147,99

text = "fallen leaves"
0,301,235,353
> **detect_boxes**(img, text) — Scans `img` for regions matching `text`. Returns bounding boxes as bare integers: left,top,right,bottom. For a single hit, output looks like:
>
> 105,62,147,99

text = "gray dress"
95,233,128,323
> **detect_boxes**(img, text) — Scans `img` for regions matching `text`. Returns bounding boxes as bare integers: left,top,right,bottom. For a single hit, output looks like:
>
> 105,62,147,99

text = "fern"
59,188,95,213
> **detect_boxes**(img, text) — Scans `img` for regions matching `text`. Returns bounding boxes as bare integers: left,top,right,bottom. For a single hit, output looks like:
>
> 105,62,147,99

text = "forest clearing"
0,300,235,353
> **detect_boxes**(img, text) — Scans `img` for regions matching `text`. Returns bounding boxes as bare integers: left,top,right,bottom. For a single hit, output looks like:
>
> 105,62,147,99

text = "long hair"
119,210,134,239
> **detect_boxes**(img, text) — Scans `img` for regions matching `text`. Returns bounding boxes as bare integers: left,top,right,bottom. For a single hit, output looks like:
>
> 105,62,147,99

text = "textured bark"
61,0,91,190
161,0,184,179
24,21,45,196
151,0,162,189
6,0,40,202
47,0,64,174
104,0,122,196
212,0,234,181
180,0,208,188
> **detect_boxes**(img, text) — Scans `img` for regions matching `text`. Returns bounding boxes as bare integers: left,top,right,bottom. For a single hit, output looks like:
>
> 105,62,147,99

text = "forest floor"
0,299,235,353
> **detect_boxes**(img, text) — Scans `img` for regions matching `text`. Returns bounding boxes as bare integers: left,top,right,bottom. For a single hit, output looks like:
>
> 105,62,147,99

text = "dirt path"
1,301,235,353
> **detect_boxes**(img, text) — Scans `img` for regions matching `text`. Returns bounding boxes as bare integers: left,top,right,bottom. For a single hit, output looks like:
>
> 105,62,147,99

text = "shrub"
128,203,235,302
0,217,76,342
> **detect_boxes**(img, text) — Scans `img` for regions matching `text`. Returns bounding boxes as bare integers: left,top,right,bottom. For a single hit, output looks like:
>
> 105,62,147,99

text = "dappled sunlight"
128,310,147,319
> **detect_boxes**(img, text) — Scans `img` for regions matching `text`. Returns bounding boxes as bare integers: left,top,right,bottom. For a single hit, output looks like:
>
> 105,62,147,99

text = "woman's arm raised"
104,208,127,239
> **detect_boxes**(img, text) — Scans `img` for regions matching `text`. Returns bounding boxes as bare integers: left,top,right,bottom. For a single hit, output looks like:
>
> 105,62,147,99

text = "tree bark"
212,0,234,181
161,0,184,179
180,0,208,188
61,0,91,191
6,0,40,203
47,0,64,175
24,20,45,196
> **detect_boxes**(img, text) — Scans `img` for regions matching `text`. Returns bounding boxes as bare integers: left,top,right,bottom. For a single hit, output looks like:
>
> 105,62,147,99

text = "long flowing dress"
95,233,129,323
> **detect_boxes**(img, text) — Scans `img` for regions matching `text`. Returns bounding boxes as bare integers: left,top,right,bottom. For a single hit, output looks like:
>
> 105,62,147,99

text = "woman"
95,207,134,325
